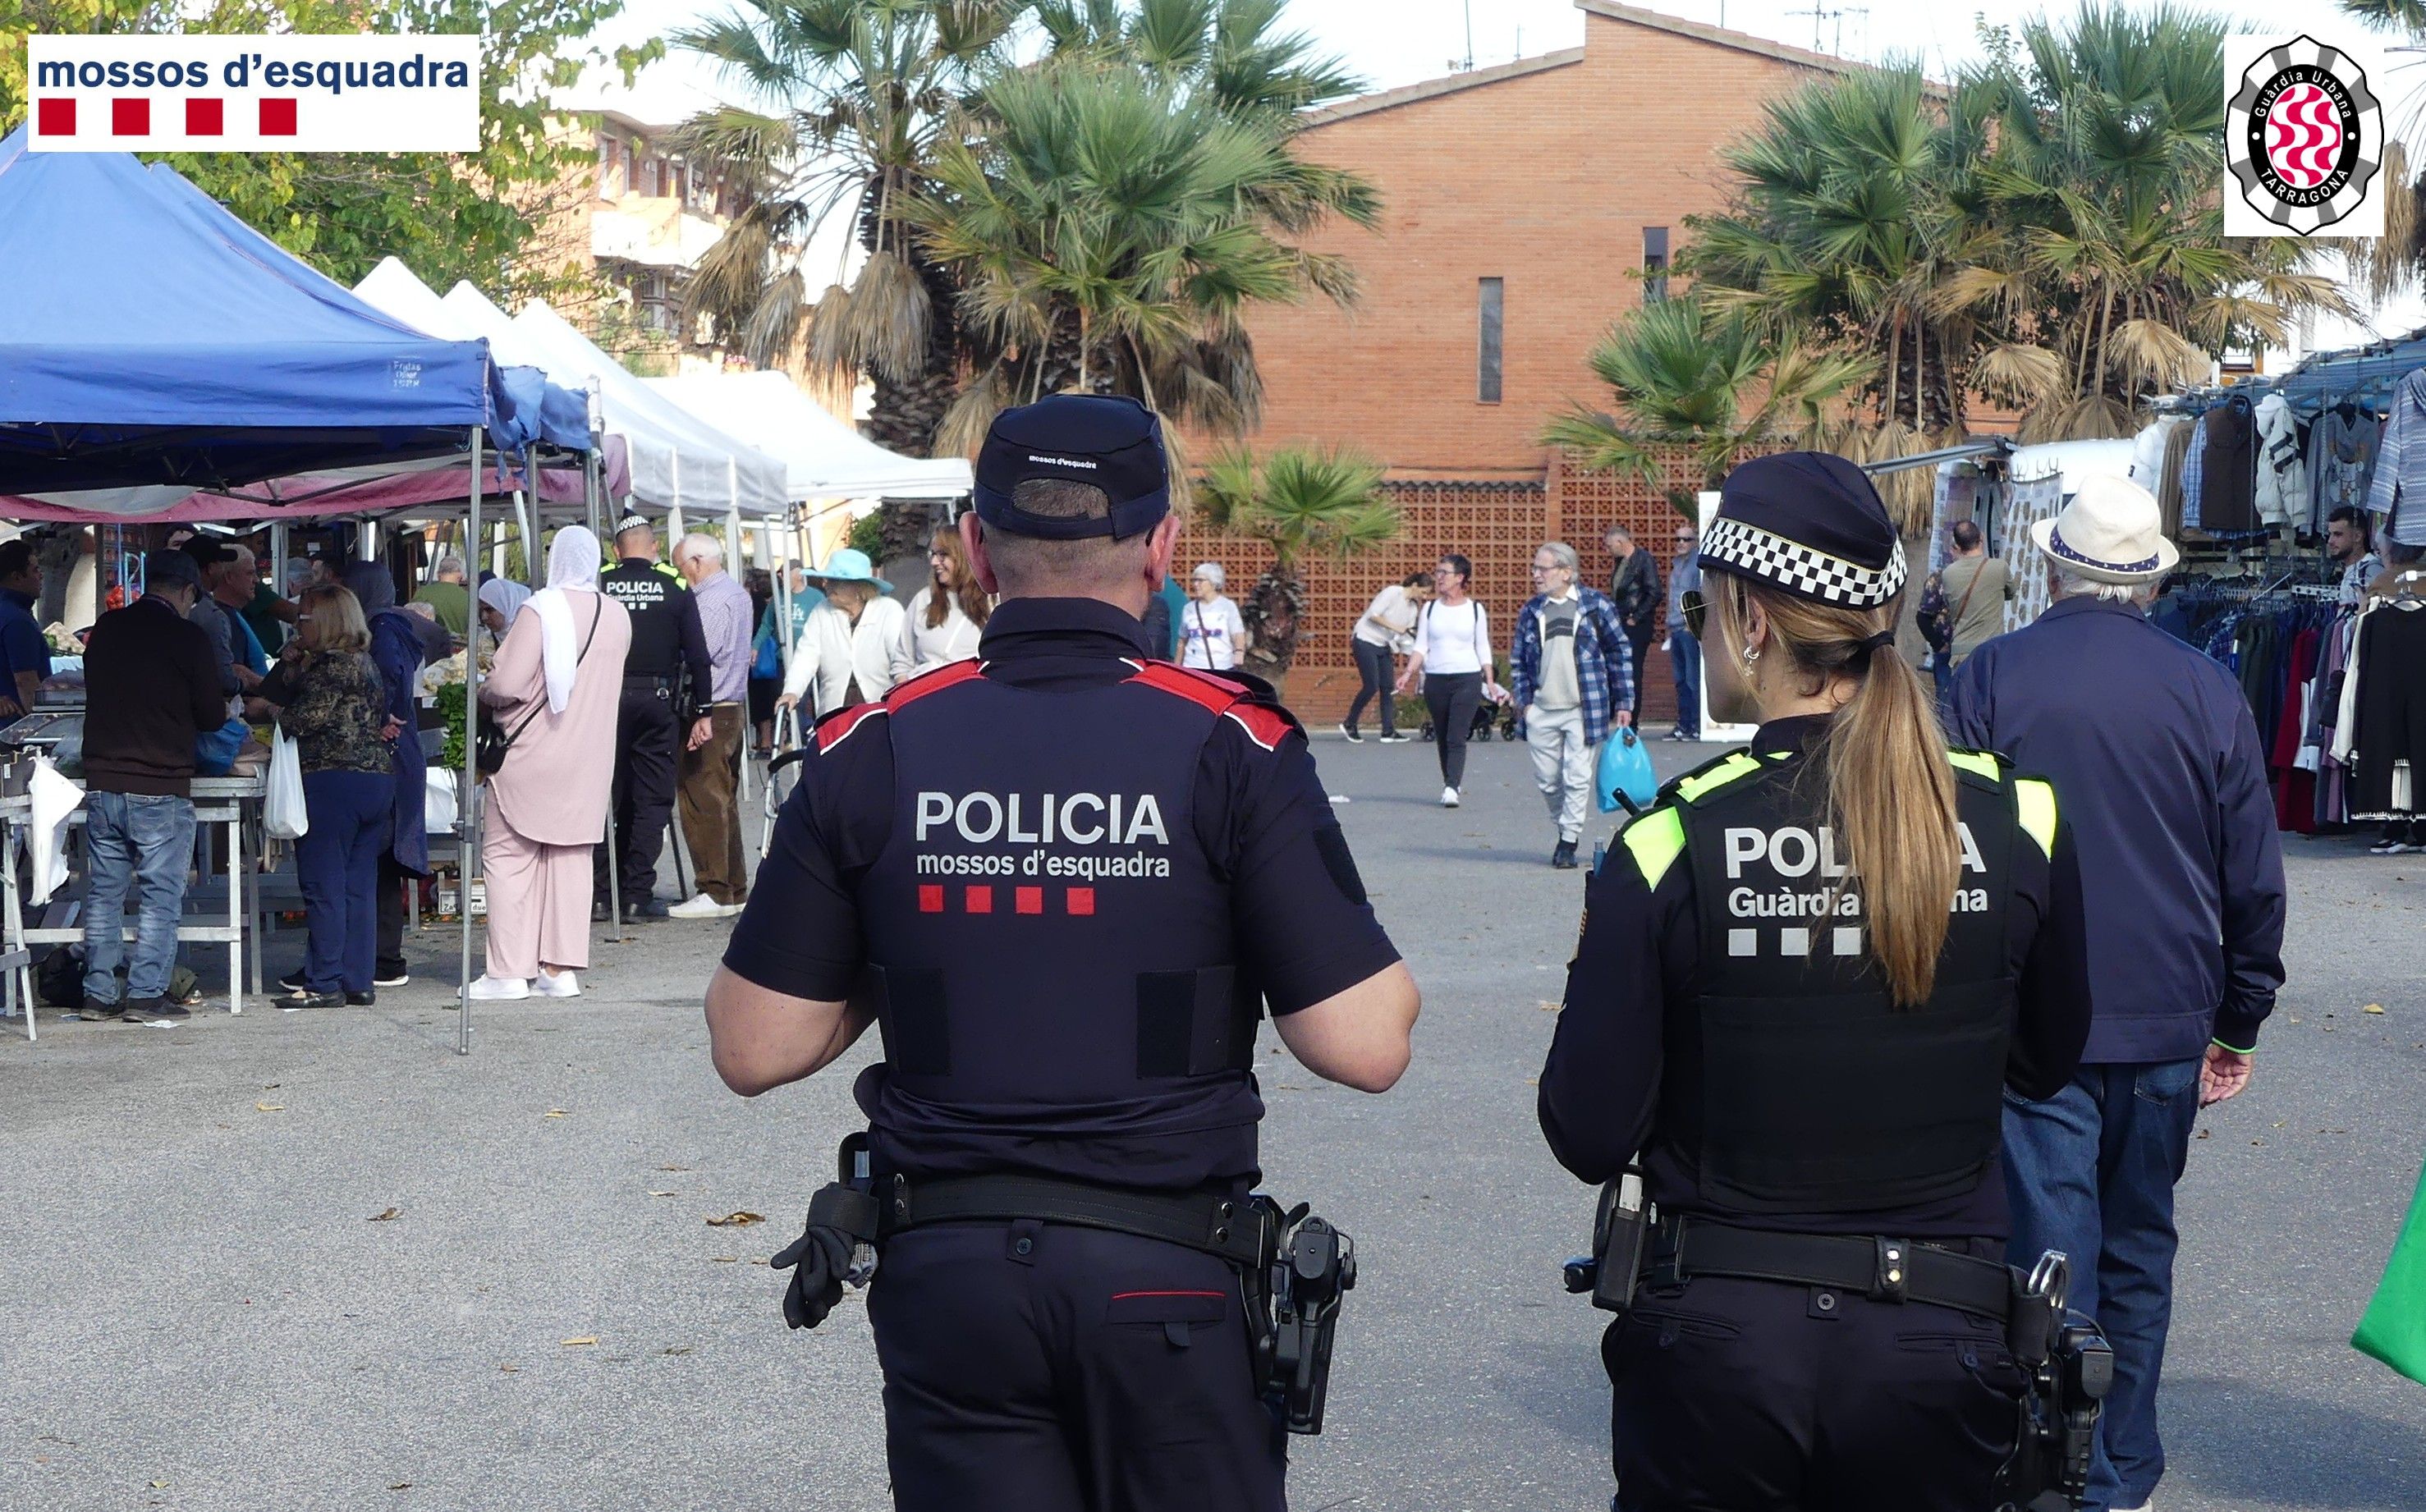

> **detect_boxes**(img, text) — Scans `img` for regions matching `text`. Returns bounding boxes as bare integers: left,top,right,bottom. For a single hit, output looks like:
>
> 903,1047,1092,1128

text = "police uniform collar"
979,596,1156,659
1750,713,1832,753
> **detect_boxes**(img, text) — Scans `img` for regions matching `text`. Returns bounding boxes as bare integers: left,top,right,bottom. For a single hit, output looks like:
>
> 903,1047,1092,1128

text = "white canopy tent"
641,371,973,502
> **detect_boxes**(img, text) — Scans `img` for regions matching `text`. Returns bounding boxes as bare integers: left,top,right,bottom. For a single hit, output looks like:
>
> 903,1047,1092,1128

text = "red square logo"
1015,887,1043,915
186,98,225,136
1066,887,1096,916
259,97,298,136
112,98,149,136
35,99,74,137
965,886,993,914
917,885,944,914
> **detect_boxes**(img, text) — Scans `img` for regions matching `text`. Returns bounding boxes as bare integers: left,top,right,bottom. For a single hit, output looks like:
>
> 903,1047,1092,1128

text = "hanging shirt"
2370,372,2426,548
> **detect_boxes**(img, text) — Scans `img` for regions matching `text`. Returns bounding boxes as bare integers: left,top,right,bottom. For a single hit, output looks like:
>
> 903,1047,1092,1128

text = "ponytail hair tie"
1859,630,1896,653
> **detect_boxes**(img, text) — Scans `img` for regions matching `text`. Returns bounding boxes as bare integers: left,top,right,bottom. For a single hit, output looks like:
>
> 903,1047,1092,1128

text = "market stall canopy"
643,371,972,501
423,286,788,515
0,128,503,497
352,259,589,453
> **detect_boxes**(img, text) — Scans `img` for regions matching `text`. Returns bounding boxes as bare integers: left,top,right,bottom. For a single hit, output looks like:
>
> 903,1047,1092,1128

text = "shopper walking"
748,565,819,752
1947,475,2287,1512
337,563,433,990
1666,521,1704,740
670,533,754,922
77,549,226,1023
891,526,990,682
259,585,395,1008
779,549,906,717
1397,554,1507,807
1511,543,1634,868
1341,571,1432,743
1604,525,1661,722
1178,562,1248,671
473,526,631,1001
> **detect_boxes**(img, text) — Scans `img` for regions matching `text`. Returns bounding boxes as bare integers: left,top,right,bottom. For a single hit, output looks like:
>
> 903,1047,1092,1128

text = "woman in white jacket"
778,548,908,717
891,525,990,683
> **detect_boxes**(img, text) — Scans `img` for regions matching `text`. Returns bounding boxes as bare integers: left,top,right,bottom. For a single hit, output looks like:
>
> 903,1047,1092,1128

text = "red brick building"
1182,2,1865,721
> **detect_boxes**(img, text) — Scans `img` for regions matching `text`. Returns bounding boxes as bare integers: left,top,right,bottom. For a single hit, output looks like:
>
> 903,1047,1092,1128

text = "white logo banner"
25,34,479,153
2222,32,2387,238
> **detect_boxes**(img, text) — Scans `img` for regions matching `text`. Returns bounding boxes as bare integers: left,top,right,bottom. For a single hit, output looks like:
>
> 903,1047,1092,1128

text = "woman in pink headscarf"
470,526,630,1000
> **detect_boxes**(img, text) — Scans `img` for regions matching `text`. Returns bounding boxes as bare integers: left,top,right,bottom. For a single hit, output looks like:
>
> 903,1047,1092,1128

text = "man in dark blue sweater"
1947,474,2287,1512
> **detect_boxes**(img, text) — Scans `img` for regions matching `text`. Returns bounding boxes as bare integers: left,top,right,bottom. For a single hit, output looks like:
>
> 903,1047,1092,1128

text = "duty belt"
1646,1213,2011,1320
873,1171,1268,1268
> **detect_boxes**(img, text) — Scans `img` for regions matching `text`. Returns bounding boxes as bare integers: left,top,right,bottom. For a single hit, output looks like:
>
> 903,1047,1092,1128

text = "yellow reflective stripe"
1622,807,1687,888
2015,777,2057,859
1675,753,1763,803
1948,749,1999,781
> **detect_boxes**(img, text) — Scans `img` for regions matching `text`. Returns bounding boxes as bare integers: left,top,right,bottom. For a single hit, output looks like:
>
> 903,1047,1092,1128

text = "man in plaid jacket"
1511,541,1635,869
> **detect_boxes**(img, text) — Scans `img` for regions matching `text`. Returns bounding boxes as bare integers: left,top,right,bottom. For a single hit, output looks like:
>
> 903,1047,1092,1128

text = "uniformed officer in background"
1539,453,2095,1510
704,393,1421,1512
595,514,712,923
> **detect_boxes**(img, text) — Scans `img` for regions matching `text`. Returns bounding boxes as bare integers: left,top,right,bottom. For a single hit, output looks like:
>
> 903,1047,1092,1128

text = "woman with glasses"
892,527,991,683
1396,554,1507,807
1179,561,1248,671
1539,454,2092,1512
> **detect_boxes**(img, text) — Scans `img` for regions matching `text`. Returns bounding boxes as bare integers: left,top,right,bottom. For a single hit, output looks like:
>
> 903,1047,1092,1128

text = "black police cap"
1699,451,1907,609
973,394,1169,541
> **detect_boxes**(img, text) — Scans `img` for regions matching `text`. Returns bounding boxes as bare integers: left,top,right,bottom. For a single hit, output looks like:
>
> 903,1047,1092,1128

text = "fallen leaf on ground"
657,1164,690,1171
709,1256,738,1263
498,1363,518,1373
2365,1003,2387,1014
706,1212,764,1227
661,1345,694,1356
367,1207,401,1222
255,1102,284,1112
750,1258,771,1266
560,1336,598,1347
647,1190,676,1198
543,1109,568,1118
389,1484,411,1491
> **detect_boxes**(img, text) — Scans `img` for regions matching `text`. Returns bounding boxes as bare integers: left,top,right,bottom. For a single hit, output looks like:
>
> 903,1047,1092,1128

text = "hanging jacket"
2371,372,2426,548
2254,393,2307,528
2309,406,2382,535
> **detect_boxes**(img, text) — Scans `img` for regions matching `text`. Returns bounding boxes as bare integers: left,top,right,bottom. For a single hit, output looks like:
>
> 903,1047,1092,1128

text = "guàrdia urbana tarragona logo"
2226,34,2383,237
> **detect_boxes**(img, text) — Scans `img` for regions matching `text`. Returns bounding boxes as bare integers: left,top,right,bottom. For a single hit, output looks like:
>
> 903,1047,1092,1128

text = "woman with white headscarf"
471,526,631,1001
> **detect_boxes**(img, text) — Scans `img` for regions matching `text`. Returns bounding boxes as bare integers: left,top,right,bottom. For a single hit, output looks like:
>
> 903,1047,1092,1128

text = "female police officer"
1539,451,2093,1511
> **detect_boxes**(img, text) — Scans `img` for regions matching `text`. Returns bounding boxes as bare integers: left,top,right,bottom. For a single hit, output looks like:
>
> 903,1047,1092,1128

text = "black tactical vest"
846,659,1277,1189
1639,747,2037,1214
598,560,688,678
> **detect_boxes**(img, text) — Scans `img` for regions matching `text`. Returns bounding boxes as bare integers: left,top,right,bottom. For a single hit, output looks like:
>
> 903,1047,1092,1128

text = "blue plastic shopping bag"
1597,727,1658,814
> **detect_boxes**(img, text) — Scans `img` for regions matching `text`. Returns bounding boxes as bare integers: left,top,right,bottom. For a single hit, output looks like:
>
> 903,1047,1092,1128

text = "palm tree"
1541,296,1875,519
1195,444,1396,686
672,0,1024,459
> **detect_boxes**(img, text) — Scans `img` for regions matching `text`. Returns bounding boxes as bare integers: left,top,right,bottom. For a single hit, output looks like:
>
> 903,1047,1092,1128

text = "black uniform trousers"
1603,1263,2023,1512
869,1220,1286,1512
598,676,680,905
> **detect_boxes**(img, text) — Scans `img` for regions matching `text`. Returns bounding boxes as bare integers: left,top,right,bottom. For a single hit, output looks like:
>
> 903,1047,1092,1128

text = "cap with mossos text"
974,394,1169,541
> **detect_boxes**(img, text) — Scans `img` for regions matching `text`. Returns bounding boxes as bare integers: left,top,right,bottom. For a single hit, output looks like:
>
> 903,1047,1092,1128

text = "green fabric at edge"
2352,1150,2426,1386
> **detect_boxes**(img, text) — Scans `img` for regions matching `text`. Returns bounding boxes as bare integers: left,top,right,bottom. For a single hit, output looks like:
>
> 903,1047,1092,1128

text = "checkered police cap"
1699,452,1907,610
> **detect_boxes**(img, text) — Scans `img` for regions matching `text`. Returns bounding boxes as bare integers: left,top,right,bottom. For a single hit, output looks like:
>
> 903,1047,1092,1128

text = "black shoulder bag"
476,595,603,777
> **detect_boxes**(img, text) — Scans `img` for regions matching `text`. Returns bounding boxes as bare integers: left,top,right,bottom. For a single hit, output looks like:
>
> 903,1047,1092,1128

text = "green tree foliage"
0,0,657,300
1194,442,1394,680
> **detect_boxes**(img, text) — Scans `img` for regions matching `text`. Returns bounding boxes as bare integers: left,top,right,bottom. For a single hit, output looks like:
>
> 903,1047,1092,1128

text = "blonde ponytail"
1712,575,1961,1005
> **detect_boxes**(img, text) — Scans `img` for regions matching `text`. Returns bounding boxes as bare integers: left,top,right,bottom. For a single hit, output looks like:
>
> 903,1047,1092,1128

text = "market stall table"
0,773,264,1041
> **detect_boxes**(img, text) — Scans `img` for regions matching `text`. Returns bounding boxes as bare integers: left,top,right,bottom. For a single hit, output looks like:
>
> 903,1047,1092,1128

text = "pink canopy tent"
0,437,628,525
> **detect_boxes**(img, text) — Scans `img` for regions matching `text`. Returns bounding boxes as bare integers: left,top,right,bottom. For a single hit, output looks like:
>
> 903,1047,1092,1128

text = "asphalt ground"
3,729,2423,1510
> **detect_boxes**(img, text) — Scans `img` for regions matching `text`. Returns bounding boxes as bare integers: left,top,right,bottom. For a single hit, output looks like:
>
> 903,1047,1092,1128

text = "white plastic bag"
424,768,459,833
264,726,308,840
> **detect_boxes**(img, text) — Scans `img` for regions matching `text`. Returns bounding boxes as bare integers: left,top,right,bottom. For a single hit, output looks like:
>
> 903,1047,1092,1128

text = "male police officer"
704,394,1420,1512
596,515,712,922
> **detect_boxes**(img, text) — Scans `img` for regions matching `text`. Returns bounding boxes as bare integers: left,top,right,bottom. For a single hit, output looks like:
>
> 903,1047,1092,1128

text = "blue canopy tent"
0,126,577,1053
0,126,510,493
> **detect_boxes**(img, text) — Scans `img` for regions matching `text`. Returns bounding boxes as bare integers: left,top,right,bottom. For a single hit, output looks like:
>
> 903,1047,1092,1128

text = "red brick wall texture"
1190,6,1850,724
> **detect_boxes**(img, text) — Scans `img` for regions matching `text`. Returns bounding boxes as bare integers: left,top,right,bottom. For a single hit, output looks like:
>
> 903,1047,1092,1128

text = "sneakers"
278,987,342,1009
2370,838,2414,855
1377,731,1413,744
533,970,580,999
1338,723,1364,744
467,975,530,1001
1440,786,1461,808
135,998,190,1021
80,998,125,1022
1552,839,1579,869
373,969,410,988
669,893,743,920
278,968,306,992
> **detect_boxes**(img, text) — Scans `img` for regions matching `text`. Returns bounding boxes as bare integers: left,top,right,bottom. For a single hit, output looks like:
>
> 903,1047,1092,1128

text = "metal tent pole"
458,427,483,1055
587,389,621,936
514,486,538,587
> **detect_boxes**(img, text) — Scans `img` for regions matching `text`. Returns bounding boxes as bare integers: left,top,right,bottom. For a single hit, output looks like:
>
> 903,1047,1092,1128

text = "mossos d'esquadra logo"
2226,34,2383,237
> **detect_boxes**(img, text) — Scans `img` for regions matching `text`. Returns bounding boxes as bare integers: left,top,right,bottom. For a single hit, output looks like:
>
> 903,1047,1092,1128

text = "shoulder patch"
1126,659,1245,716
814,703,887,754
2014,777,2057,859
1671,750,1767,805
1225,702,1296,752
1620,806,1687,888
885,657,986,712
1947,748,2003,782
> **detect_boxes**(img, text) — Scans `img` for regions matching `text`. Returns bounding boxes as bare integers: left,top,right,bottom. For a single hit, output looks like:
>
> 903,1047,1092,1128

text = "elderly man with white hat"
1946,473,2286,1512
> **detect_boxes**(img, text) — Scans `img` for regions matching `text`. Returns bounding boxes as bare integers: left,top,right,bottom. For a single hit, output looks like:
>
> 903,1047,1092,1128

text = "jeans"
1347,639,1396,735
1524,702,1594,842
82,791,195,1006
1668,628,1702,738
1424,671,1484,788
376,854,410,979
2002,1059,2204,1512
296,769,391,993
1623,625,1653,721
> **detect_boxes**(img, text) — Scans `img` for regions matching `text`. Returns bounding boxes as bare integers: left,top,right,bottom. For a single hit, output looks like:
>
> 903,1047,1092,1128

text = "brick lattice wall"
1175,450,1696,725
